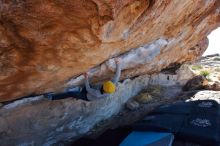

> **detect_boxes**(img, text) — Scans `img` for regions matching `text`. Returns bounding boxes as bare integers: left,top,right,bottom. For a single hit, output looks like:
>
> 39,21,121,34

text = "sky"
203,27,220,56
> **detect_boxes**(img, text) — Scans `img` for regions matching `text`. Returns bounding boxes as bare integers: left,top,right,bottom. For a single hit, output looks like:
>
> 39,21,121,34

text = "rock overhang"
0,0,219,102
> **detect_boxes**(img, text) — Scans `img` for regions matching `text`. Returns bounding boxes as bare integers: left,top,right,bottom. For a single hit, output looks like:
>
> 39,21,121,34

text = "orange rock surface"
0,0,220,102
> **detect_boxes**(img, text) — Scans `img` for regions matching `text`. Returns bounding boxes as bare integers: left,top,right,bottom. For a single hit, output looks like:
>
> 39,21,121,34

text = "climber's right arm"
84,73,109,101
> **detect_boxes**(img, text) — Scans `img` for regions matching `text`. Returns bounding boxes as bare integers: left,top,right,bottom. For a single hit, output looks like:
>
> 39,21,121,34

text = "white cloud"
203,27,220,56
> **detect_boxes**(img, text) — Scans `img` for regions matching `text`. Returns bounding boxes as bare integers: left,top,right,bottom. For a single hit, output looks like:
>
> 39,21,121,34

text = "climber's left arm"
112,58,122,84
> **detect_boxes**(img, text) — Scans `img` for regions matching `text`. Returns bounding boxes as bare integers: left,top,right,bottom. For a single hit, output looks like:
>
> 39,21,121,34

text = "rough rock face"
0,0,220,101
0,65,192,145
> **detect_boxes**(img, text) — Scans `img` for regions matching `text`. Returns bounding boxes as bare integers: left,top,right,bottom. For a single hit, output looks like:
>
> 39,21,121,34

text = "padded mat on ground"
151,100,219,115
133,100,220,146
119,131,174,146
179,115,220,146
133,114,186,134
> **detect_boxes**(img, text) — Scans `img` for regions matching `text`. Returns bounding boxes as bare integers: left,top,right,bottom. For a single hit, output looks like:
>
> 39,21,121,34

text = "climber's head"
103,81,116,94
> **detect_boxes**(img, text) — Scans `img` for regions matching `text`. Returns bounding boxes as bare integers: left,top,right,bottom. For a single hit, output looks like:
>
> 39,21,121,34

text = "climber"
83,58,122,101
44,58,122,101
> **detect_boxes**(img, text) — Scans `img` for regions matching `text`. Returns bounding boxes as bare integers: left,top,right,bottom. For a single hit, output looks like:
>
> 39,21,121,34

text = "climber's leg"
71,87,88,101
45,87,88,101
45,91,78,100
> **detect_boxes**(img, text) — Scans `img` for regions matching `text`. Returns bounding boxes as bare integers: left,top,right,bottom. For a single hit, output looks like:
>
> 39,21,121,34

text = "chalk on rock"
126,100,140,111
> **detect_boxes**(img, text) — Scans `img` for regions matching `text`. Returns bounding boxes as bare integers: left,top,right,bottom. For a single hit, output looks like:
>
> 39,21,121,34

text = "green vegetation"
146,85,164,97
191,65,203,70
200,70,210,77
213,57,220,61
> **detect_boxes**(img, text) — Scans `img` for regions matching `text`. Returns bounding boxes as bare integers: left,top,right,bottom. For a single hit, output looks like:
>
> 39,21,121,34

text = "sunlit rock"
0,0,219,101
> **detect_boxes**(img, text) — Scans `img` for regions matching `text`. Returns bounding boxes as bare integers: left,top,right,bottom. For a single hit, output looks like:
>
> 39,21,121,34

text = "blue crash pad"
120,131,174,146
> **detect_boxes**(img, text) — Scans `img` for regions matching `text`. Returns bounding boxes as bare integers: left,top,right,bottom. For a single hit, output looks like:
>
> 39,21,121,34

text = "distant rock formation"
182,75,209,91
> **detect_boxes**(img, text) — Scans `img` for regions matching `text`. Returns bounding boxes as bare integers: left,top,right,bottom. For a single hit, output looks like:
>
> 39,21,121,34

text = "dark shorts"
45,87,88,101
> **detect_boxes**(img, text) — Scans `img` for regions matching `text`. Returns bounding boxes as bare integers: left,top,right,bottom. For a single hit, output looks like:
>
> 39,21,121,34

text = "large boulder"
0,66,189,145
0,0,219,101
